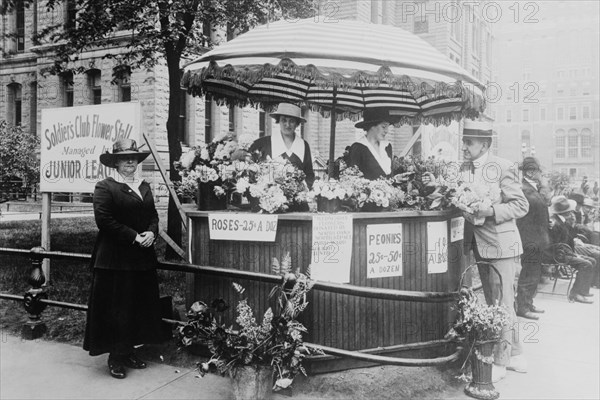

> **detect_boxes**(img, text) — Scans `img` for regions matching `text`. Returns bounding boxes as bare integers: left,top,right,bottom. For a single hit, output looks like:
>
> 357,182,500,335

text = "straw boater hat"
583,197,597,208
548,195,577,215
270,103,306,123
462,120,493,138
568,192,585,206
354,108,395,129
99,139,150,168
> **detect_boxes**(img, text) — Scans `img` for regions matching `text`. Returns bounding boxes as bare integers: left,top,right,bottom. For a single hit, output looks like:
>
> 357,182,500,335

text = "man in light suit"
460,120,529,382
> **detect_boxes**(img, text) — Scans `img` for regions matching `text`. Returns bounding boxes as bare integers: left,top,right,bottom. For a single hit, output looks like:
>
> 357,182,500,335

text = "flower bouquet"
391,155,457,211
176,254,322,398
308,178,353,212
247,157,309,213
450,180,500,226
446,264,509,400
174,134,249,208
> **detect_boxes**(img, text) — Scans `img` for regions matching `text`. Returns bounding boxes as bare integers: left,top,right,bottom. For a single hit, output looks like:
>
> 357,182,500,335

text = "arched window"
580,129,592,158
61,71,74,107
555,129,565,158
567,129,578,158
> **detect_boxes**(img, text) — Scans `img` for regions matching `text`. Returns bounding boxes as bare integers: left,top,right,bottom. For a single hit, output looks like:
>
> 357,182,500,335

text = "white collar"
358,136,391,175
271,132,305,161
524,177,538,190
114,172,143,185
471,150,489,170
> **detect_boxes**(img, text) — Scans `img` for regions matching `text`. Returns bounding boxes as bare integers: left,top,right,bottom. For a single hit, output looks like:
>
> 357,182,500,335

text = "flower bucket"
197,180,227,211
464,340,499,400
229,365,273,400
317,197,342,213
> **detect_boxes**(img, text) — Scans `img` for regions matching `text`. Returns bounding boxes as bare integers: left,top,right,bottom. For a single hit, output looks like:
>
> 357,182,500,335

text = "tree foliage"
0,120,40,186
1,0,313,257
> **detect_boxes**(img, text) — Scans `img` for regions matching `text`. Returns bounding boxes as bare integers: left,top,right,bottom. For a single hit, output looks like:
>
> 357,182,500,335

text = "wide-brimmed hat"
99,139,150,168
568,192,585,206
355,108,395,129
549,195,577,215
583,197,597,208
462,120,493,138
519,156,542,173
270,103,306,123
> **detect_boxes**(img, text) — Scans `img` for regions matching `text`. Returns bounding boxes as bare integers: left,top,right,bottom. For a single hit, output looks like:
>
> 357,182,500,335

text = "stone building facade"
1,0,493,197
492,1,599,182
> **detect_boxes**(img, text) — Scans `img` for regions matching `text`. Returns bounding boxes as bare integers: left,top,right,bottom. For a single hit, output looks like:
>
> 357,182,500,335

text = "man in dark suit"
516,157,553,320
548,196,595,304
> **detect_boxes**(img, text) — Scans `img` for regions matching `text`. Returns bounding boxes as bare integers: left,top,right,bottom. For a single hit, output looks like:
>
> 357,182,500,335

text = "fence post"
22,247,48,340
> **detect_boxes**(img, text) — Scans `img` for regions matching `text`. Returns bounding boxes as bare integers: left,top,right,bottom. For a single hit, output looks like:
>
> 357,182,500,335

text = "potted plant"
176,254,321,400
446,264,509,400
308,178,351,212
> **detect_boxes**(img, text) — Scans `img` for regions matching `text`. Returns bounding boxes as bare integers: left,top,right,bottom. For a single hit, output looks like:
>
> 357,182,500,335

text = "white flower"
235,177,250,193
179,150,197,170
237,134,256,151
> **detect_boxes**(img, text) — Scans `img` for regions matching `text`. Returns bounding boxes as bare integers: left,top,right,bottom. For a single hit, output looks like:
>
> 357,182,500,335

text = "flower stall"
179,142,470,353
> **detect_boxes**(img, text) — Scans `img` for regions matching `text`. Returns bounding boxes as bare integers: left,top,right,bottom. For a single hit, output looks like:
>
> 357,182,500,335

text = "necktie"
461,161,475,174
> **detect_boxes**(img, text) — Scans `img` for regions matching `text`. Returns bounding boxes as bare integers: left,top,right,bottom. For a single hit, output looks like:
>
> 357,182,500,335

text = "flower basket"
230,365,273,400
316,197,342,213
197,180,227,211
464,339,499,400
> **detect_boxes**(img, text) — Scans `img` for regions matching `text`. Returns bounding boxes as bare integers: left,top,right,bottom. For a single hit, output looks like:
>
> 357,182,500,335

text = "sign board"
427,221,448,274
366,224,403,279
40,103,141,192
208,213,278,241
450,216,465,242
311,214,353,283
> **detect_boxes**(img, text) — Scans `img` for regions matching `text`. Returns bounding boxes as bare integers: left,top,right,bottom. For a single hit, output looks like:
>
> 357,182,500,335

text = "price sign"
427,221,448,274
366,224,403,279
450,217,464,242
208,214,278,241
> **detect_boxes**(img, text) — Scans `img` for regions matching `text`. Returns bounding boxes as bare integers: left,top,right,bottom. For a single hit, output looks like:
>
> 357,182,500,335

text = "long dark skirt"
83,269,163,356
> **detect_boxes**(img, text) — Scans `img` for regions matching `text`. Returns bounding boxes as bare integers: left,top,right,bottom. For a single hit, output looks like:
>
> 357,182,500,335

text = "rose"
211,298,230,313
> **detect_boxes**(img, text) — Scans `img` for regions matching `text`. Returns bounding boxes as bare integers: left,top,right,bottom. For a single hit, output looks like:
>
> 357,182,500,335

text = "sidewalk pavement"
1,285,599,399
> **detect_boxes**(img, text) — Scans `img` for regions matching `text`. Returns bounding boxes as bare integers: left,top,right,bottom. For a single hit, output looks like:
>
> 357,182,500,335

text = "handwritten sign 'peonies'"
40,103,141,193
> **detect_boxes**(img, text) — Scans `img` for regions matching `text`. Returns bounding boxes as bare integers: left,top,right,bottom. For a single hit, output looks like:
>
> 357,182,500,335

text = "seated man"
547,196,596,303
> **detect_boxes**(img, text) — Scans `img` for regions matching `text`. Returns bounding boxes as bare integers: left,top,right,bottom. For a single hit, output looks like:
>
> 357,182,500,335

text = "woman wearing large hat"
248,103,315,188
347,108,397,180
84,139,163,378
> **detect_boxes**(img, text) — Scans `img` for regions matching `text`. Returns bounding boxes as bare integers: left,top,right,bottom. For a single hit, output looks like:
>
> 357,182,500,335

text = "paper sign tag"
208,214,278,241
366,224,403,279
427,221,448,274
450,217,464,242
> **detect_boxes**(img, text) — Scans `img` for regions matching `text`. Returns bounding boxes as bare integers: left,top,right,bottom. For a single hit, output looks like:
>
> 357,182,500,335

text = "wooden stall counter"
185,206,466,351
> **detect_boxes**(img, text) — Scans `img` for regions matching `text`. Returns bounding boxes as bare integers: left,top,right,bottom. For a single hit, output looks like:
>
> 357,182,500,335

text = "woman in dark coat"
83,139,163,379
248,103,315,188
348,108,395,180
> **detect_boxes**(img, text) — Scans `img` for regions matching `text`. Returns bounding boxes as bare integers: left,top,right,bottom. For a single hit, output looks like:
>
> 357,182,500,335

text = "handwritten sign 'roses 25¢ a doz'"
40,103,141,193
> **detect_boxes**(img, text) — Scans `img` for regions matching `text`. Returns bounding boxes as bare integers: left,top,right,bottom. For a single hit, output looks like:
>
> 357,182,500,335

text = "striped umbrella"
182,18,486,173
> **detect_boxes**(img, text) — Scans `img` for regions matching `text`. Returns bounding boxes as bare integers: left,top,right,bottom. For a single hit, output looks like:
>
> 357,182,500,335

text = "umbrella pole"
328,86,337,178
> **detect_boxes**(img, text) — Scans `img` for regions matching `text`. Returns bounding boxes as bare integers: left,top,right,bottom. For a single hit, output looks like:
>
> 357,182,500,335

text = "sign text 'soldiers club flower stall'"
185,208,466,351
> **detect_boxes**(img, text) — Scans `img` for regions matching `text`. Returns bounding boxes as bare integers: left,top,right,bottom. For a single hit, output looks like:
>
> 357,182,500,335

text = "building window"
522,109,529,122
556,84,564,96
570,85,577,96
7,83,23,126
569,106,577,120
556,106,564,120
521,130,531,150
87,69,102,105
582,104,590,119
62,72,74,107
582,82,591,95
204,99,212,143
370,0,382,24
555,130,565,158
471,20,479,53
116,71,131,102
581,129,592,158
16,0,25,52
414,16,428,34
568,130,578,158
29,81,37,132
65,0,77,30
540,108,546,121
506,109,512,122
